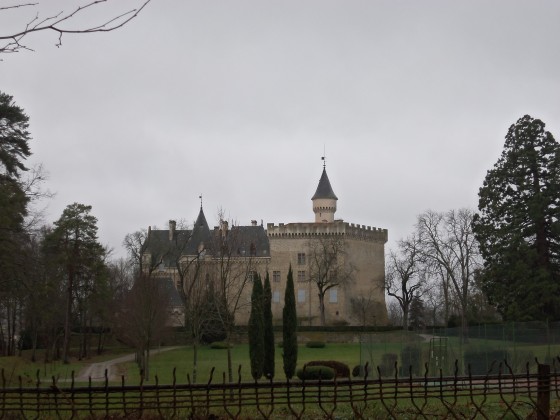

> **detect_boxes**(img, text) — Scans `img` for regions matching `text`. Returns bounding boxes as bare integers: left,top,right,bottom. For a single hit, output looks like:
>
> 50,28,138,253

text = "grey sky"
3,0,560,258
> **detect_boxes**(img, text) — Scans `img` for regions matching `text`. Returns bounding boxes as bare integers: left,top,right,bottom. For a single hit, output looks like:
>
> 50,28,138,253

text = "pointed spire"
186,202,212,255
312,167,338,200
194,204,209,229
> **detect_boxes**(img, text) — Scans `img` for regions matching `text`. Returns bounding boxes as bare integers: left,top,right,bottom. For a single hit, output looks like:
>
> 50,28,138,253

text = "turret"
311,167,338,223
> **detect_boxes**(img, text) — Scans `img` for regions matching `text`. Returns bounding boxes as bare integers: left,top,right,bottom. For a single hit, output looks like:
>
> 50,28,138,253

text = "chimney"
169,220,176,241
220,220,229,238
251,220,257,226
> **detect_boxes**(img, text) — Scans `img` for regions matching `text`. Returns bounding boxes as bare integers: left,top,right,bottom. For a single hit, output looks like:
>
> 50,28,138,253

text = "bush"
400,345,422,377
305,360,350,378
296,366,335,380
306,341,326,348
379,353,398,377
464,348,510,375
352,364,373,378
209,341,231,350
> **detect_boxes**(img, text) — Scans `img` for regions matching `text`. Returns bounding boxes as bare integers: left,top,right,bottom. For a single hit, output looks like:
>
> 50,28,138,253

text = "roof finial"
199,194,203,209
322,145,326,169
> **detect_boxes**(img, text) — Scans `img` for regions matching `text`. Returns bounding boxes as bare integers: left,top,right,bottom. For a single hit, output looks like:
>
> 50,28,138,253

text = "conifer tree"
248,273,264,380
282,265,298,379
262,272,275,379
473,115,560,321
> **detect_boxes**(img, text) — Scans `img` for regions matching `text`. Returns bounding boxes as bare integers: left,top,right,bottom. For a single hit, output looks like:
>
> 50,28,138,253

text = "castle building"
143,166,388,327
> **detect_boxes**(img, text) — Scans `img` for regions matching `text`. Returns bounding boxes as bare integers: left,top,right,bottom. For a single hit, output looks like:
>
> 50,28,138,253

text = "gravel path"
74,346,181,382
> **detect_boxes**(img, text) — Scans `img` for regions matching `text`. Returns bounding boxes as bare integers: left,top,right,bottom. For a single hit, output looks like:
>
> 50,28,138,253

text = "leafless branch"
0,3,37,11
1,0,152,54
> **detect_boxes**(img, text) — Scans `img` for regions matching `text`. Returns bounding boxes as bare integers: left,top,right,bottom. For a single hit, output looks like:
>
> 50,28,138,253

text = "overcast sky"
3,0,560,259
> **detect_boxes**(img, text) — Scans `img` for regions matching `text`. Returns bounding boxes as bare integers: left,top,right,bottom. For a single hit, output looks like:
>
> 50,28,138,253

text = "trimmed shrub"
305,360,350,378
297,366,335,380
400,345,422,377
209,341,231,350
305,341,326,348
352,364,373,378
379,353,398,377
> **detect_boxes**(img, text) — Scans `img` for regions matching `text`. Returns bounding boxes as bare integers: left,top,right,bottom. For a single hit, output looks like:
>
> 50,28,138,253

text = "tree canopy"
0,92,31,179
473,115,560,321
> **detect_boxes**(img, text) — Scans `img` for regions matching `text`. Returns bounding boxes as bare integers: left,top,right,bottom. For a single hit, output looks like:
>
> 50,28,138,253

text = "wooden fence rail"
1,358,560,419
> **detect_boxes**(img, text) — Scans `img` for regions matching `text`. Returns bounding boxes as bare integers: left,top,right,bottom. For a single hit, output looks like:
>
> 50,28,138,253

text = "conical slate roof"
185,206,211,254
311,168,338,200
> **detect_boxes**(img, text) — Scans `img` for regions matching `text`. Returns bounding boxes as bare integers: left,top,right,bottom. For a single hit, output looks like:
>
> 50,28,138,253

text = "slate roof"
185,206,212,255
159,277,184,307
222,225,270,258
311,168,338,200
143,207,270,260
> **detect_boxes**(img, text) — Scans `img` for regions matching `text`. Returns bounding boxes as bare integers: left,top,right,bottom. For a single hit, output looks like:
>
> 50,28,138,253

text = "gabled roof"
311,168,338,200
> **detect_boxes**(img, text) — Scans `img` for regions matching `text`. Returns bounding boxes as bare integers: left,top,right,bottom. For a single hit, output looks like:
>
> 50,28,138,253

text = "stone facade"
142,166,388,327
266,221,388,326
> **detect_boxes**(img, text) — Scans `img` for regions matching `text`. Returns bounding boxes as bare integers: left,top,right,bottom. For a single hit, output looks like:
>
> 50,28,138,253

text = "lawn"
117,342,361,384
0,345,132,387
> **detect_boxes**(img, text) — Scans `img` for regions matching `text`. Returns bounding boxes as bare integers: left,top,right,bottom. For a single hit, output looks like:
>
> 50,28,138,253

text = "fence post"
537,364,550,420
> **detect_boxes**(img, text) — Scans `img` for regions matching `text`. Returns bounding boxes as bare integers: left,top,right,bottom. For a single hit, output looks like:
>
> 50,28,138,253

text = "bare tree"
1,1,152,54
385,235,425,330
123,229,148,275
115,271,169,381
308,236,355,326
350,289,378,328
211,217,261,383
178,255,218,383
386,299,403,326
416,209,481,341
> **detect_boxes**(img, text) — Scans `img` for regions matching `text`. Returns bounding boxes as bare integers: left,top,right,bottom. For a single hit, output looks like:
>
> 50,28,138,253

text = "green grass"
0,346,132,387
118,342,360,384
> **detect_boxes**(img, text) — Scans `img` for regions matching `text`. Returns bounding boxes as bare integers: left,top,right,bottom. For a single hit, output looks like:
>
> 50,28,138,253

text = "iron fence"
1,358,560,419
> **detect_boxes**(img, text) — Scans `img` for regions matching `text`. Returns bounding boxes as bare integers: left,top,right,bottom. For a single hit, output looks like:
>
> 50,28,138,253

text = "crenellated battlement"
266,220,388,243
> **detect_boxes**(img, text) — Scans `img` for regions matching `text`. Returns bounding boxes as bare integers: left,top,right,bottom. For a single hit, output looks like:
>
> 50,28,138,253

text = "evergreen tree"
473,115,560,321
0,92,32,179
262,272,275,379
282,265,298,379
43,203,106,363
248,273,264,380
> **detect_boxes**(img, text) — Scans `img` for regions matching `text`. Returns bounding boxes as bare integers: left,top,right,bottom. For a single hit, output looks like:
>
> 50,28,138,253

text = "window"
272,291,280,303
297,252,306,265
247,271,256,282
329,288,338,303
273,271,281,283
297,270,306,282
297,289,306,303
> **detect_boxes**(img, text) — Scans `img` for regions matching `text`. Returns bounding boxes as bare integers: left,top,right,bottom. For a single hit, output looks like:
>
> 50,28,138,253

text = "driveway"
74,346,181,382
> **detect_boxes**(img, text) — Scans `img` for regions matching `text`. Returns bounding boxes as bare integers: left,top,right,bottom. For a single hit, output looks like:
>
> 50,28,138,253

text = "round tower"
311,166,338,223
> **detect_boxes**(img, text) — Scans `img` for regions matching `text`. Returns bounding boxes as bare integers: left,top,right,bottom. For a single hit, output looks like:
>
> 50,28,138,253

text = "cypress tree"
282,265,298,379
262,272,275,379
248,273,264,380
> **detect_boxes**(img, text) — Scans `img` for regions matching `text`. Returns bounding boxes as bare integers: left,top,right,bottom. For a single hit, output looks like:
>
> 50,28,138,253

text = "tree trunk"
145,348,150,381
319,293,326,326
193,339,199,383
31,329,38,362
226,333,233,383
62,269,74,364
